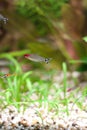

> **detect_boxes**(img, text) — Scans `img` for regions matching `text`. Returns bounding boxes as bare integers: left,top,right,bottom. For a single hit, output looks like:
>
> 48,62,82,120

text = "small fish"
67,86,76,92
0,14,8,24
0,73,16,78
24,54,52,64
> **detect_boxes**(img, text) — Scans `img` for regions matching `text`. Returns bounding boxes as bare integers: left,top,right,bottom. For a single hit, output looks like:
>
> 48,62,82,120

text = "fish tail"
45,58,52,64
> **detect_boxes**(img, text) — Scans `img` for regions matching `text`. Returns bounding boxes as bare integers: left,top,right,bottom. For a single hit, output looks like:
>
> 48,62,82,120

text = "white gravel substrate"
0,71,87,129
0,103,87,130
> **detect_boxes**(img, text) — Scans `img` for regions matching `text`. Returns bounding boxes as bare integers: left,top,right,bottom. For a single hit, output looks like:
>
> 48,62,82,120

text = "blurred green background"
0,0,87,71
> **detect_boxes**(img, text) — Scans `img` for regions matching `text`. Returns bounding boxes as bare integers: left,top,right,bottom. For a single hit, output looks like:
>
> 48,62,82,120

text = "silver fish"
24,54,52,64
0,14,8,24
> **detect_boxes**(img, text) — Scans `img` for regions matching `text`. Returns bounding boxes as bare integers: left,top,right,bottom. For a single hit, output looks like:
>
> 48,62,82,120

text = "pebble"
0,104,87,130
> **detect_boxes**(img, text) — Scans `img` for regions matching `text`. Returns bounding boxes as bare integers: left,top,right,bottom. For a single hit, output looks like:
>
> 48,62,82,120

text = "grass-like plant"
0,52,87,115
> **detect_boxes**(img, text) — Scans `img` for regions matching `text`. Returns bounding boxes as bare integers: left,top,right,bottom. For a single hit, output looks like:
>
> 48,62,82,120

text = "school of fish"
0,14,74,93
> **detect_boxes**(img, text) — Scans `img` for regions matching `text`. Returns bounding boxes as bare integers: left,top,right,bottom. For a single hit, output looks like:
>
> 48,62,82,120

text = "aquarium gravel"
0,104,87,130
